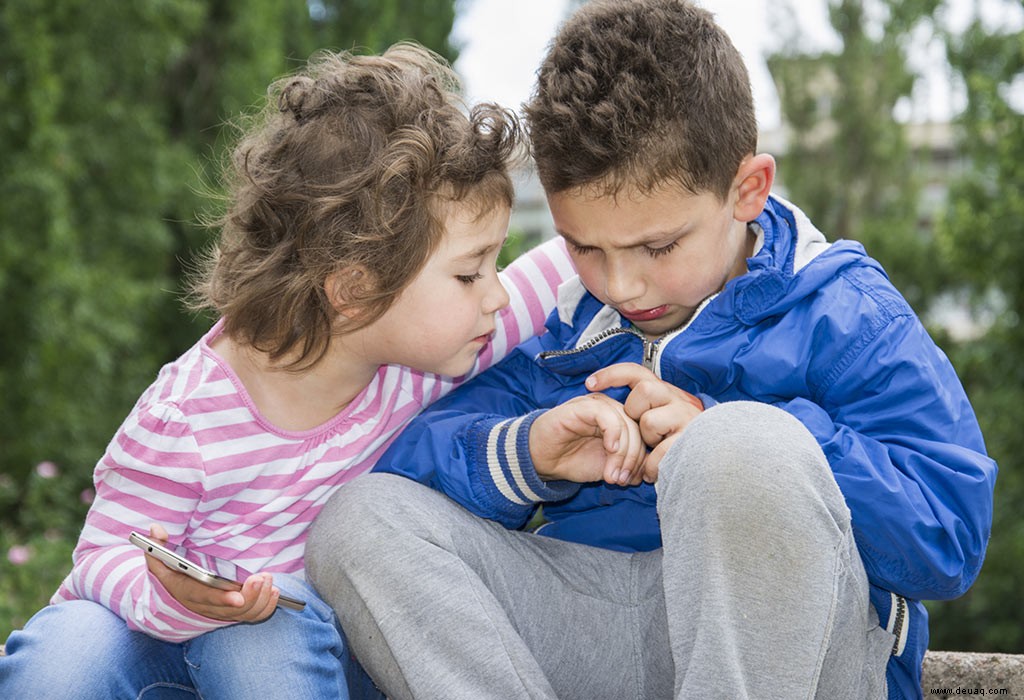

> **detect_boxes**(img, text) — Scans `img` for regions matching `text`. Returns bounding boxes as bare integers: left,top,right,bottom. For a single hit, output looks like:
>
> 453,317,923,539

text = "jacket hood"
543,195,885,349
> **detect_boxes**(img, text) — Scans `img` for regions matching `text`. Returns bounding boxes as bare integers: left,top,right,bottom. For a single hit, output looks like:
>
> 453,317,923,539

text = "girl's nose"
483,273,511,314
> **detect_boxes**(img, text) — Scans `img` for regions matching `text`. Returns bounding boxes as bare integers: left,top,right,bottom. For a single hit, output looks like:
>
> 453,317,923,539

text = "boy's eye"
456,273,484,285
568,242,596,255
644,240,679,258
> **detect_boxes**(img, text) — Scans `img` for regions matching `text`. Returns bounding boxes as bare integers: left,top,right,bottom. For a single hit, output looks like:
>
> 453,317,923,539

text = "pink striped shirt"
52,238,575,642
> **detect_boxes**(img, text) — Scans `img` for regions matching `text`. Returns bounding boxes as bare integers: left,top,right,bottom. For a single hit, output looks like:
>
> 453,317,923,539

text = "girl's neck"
212,333,379,432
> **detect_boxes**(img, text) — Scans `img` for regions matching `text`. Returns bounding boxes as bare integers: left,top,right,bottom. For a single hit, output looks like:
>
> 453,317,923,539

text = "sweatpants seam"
333,563,412,700
454,554,552,700
628,553,645,700
804,530,848,700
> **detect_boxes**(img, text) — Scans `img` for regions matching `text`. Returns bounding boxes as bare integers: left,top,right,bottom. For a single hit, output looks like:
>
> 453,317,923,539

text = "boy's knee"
307,473,441,579
670,401,823,477
658,401,839,518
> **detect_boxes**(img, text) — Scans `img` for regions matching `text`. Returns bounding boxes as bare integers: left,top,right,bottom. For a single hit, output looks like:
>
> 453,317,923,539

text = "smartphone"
129,531,306,611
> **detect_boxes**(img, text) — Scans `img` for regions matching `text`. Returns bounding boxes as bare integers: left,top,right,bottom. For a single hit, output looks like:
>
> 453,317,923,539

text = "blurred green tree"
925,9,1024,653
768,0,1024,653
0,0,459,635
767,0,948,311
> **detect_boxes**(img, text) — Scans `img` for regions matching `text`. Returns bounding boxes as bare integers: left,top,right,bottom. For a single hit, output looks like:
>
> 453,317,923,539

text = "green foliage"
925,11,1024,654
770,0,1024,653
768,0,949,311
0,0,458,642
0,464,92,634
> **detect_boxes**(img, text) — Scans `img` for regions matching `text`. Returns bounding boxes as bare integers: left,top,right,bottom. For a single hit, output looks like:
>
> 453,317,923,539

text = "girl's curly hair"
189,43,522,370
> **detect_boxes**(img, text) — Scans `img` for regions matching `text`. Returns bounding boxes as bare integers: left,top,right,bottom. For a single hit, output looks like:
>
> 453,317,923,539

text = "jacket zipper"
538,294,717,374
539,327,664,372
890,594,907,656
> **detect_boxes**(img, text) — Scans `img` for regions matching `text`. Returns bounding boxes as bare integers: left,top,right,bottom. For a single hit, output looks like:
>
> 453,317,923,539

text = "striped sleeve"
462,409,580,523
52,401,229,642
473,237,575,376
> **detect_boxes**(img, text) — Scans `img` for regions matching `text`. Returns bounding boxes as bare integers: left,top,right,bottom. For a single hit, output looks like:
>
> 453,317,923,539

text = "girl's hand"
586,363,704,482
143,524,280,623
529,393,647,486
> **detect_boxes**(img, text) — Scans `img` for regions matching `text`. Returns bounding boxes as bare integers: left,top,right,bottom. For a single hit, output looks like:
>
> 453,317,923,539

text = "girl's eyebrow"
453,240,504,263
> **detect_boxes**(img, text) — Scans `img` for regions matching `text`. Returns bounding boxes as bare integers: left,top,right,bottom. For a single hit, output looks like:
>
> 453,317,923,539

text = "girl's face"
356,201,512,377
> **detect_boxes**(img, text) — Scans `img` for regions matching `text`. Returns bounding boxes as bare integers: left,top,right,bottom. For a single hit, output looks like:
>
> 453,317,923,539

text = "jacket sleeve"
780,312,996,601
51,402,233,642
375,347,581,528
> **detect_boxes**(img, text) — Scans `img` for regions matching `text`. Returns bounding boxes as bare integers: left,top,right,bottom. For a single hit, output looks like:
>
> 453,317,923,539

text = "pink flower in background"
7,545,32,566
80,488,95,505
35,461,59,479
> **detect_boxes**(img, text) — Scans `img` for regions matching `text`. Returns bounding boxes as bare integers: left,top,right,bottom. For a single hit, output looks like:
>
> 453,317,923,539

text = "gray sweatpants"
307,401,893,699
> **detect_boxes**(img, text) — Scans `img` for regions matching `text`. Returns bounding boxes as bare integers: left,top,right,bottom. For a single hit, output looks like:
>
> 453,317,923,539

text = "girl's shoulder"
133,325,247,424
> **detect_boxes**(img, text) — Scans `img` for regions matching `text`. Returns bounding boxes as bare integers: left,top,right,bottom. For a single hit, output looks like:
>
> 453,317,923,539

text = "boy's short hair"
524,0,756,199
191,43,521,369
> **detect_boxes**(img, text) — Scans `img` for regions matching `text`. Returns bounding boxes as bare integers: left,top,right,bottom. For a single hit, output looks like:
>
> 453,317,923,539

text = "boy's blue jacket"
375,195,997,700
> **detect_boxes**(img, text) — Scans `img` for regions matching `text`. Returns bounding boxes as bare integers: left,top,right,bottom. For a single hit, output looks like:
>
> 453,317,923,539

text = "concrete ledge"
922,651,1024,694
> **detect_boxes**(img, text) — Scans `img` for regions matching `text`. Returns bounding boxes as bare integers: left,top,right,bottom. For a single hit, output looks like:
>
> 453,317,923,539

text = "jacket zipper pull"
643,338,657,371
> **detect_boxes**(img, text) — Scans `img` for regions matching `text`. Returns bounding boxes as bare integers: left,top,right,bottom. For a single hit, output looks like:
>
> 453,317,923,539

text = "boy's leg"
0,599,195,700
186,574,385,700
654,401,892,699
307,473,662,700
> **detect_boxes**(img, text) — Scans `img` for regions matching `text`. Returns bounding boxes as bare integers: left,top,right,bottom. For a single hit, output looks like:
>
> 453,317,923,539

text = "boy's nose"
603,259,644,305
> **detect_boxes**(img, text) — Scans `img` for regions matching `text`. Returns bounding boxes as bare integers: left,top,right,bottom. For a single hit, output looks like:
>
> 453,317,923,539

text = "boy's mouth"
619,305,668,323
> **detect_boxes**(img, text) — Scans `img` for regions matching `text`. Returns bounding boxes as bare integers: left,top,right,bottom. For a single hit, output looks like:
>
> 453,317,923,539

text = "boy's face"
548,183,755,338
359,200,512,377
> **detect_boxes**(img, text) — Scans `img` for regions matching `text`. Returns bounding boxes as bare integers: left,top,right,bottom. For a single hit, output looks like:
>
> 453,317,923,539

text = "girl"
0,43,573,699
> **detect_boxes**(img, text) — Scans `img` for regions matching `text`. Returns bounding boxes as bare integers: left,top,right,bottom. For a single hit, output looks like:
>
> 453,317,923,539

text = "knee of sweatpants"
307,473,438,587
657,400,845,526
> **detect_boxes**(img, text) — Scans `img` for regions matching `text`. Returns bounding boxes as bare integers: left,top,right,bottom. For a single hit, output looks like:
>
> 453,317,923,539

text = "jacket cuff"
470,410,580,508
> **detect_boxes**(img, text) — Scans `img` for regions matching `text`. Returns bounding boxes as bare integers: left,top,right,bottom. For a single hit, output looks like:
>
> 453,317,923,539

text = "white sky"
452,0,1023,131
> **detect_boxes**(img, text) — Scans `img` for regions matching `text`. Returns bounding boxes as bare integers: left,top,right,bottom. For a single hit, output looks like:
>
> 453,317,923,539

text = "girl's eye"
644,240,679,258
456,273,484,285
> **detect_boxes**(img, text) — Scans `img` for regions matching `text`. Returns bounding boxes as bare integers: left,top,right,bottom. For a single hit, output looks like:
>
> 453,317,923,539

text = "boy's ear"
325,265,374,317
731,153,776,222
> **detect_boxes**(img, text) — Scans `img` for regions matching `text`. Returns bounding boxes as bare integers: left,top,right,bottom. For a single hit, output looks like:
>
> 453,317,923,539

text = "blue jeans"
0,575,385,700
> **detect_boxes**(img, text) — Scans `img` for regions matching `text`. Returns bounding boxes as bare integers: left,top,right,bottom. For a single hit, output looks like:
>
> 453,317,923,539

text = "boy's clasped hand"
530,362,704,487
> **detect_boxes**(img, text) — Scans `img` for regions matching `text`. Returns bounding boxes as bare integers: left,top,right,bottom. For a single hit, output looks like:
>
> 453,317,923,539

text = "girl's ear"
325,265,374,317
731,153,776,222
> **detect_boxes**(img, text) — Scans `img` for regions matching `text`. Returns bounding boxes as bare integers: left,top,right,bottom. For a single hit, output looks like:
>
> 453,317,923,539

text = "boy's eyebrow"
558,227,687,250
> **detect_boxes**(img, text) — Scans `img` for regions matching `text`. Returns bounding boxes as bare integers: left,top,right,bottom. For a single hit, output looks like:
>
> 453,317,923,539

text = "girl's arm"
51,402,232,642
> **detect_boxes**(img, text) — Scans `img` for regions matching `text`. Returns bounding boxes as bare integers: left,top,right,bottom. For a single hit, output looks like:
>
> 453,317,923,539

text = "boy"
306,2,996,699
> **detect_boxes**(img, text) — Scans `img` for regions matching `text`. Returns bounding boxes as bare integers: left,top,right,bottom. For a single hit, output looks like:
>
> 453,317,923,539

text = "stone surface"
921,651,1024,695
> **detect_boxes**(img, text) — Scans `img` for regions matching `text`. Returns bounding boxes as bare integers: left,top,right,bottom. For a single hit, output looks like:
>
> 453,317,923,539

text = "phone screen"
171,542,246,583
129,532,306,610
